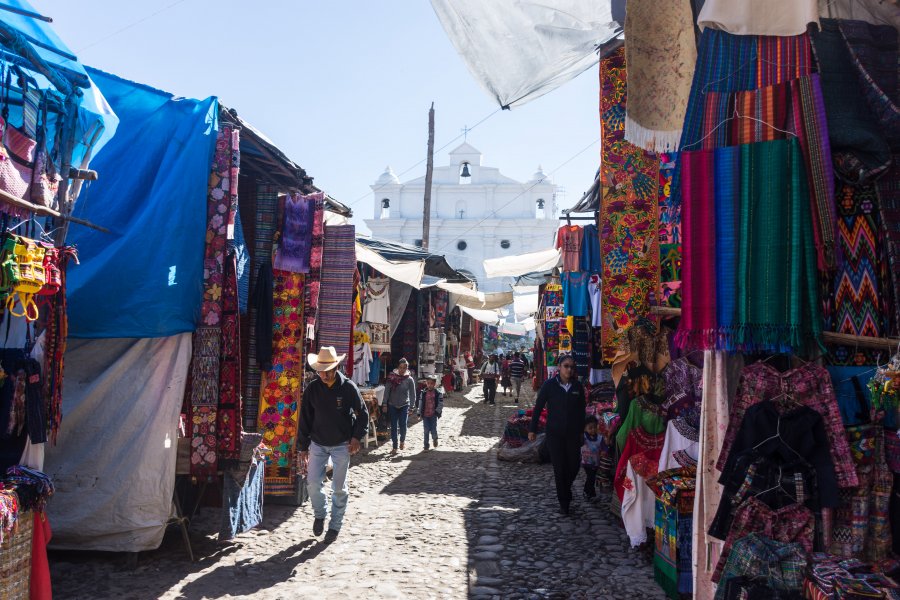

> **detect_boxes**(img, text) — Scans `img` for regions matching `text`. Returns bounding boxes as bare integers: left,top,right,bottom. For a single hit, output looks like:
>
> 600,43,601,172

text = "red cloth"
676,148,717,349
614,427,664,501
31,511,51,600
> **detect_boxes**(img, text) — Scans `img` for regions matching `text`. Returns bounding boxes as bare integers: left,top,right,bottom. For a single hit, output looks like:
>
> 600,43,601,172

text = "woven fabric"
736,139,822,353
658,153,681,308
303,196,325,339
191,126,239,477
712,498,814,583
243,184,278,430
623,0,696,152
676,149,717,349
317,225,356,363
875,160,900,336
217,253,242,464
839,20,900,147
653,498,679,599
812,20,892,185
717,362,858,489
274,192,318,274
830,183,884,346
731,82,787,144
714,533,807,600
258,270,304,495
599,47,660,360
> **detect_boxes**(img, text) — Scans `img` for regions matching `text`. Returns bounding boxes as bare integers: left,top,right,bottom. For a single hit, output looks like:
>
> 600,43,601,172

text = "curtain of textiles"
827,183,888,366
392,296,419,369
543,284,563,379
243,184,278,431
258,270,304,495
317,225,357,366
599,47,661,360
658,153,681,308
190,126,240,478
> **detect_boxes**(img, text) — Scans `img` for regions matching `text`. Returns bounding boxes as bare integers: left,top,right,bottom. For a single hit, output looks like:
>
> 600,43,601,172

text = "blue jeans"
307,441,351,532
422,416,438,448
388,404,409,449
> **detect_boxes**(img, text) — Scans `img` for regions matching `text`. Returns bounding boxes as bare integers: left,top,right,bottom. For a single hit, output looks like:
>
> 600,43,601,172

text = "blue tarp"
0,1,118,165
66,68,218,338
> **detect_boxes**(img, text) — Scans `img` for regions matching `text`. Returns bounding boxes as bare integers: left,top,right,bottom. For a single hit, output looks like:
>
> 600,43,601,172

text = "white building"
365,142,560,293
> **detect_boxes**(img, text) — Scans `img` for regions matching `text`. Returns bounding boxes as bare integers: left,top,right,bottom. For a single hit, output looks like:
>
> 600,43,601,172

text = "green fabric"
616,397,666,452
736,138,823,353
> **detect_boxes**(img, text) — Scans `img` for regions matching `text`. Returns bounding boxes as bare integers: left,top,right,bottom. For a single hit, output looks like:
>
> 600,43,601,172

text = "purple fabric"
274,192,316,273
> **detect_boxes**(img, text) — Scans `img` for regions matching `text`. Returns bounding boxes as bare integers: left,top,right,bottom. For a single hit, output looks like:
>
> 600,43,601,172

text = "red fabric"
677,149,717,348
613,427,664,501
30,511,51,600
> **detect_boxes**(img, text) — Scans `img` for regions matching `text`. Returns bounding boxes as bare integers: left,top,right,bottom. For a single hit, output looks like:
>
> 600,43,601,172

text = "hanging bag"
5,235,45,320
29,93,59,209
0,69,38,204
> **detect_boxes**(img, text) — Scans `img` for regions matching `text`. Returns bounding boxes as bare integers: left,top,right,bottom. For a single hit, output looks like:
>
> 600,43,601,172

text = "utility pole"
422,102,435,250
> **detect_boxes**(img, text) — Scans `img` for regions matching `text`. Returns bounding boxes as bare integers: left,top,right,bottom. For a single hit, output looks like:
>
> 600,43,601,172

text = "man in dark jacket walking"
298,347,369,542
529,354,586,515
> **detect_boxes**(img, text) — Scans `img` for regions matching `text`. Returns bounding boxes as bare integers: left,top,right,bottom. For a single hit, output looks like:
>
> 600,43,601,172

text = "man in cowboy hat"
298,346,369,542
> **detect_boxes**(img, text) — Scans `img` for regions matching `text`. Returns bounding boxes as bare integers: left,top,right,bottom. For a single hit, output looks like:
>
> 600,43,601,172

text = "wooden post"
422,102,434,250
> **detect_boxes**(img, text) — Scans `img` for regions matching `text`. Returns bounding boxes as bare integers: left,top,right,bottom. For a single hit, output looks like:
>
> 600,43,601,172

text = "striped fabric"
317,225,357,363
243,184,278,430
731,82,787,144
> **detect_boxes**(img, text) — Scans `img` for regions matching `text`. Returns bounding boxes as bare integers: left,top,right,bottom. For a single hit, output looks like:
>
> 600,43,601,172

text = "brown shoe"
400,442,405,450
390,448,398,456
434,440,439,448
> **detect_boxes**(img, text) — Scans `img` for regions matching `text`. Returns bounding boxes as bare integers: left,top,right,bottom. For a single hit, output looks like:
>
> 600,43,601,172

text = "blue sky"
45,1,600,234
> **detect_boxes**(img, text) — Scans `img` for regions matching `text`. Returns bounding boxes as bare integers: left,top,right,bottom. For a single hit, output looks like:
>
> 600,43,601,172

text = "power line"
431,136,601,256
75,0,192,53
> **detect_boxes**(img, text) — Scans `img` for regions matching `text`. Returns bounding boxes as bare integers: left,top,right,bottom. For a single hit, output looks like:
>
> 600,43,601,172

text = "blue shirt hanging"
581,223,601,273
563,272,590,317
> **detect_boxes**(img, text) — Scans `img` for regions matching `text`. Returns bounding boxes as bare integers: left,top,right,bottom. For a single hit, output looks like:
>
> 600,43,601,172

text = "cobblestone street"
50,385,665,600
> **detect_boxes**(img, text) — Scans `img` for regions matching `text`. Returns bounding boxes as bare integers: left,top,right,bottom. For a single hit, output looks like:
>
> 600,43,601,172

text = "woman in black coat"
528,354,586,515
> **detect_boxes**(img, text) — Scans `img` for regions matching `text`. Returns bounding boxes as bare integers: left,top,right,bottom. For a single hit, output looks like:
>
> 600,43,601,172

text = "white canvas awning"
430,0,624,108
355,242,426,288
499,322,529,336
460,305,503,325
513,293,540,318
484,248,561,278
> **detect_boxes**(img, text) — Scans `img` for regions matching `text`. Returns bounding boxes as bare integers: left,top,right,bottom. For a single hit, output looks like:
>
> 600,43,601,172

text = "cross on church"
461,125,471,141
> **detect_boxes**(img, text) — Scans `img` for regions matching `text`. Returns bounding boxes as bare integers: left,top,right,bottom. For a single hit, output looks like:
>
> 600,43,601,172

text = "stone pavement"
50,384,666,600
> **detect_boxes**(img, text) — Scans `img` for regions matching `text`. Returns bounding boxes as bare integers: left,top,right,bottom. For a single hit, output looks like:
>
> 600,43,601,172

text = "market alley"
49,383,664,600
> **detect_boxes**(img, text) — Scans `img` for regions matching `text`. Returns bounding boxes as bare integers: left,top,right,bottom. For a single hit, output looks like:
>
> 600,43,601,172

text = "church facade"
365,142,559,292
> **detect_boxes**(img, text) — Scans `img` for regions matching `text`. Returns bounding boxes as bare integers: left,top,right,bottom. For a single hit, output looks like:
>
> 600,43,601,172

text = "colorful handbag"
5,235,45,320
37,243,76,297
0,235,19,303
0,121,36,202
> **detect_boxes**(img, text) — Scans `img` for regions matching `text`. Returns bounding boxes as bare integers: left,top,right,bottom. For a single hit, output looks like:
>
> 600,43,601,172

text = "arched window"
380,198,390,219
459,162,472,185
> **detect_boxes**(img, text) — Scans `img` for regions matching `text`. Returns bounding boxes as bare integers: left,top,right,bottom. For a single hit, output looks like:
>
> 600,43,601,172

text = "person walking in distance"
298,347,369,542
509,352,527,404
385,358,417,456
582,417,602,501
416,374,444,451
529,354,586,515
500,354,512,397
481,354,501,405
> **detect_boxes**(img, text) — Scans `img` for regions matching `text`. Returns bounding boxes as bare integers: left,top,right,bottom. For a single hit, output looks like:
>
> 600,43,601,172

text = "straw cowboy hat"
307,346,346,371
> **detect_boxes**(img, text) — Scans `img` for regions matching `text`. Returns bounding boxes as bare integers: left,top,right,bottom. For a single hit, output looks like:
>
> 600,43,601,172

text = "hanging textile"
303,195,325,342
735,139,822,353
274,192,318,274
811,20,892,185
243,184,279,431
828,183,886,365
599,47,660,359
317,225,357,363
839,19,900,148
658,153,681,308
393,295,418,368
258,270,304,495
190,125,239,478
623,0,696,152
875,160,900,336
217,254,242,464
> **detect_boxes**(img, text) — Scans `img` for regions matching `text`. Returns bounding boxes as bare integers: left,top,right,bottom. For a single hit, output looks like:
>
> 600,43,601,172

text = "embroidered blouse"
717,362,858,488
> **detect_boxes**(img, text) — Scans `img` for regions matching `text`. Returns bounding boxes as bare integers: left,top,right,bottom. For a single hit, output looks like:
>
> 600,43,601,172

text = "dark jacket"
530,375,586,439
298,371,369,451
415,387,444,418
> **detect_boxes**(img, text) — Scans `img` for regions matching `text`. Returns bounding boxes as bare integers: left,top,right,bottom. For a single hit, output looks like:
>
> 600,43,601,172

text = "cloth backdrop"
44,334,192,552
599,47,660,360
67,69,218,338
317,225,357,360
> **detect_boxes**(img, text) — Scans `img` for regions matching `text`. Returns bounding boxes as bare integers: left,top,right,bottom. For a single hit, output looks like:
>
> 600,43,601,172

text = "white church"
365,142,560,293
